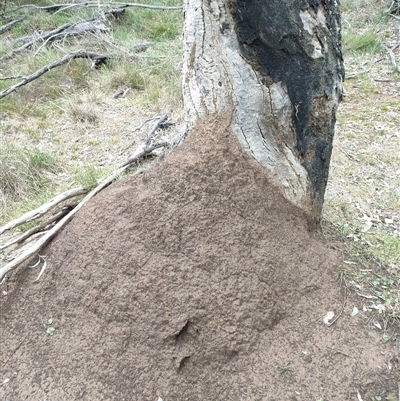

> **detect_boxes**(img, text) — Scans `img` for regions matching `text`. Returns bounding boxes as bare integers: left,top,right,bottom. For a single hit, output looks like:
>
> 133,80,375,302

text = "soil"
1,115,398,401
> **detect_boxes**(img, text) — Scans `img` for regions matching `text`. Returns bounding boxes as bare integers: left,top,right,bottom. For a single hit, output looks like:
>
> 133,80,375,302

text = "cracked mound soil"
1,116,398,400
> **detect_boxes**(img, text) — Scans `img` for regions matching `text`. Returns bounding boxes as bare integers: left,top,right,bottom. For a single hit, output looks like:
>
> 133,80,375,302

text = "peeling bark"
182,0,344,222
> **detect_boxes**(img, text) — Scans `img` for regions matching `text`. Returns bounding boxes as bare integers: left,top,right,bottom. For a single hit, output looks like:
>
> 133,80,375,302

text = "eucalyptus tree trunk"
182,0,344,223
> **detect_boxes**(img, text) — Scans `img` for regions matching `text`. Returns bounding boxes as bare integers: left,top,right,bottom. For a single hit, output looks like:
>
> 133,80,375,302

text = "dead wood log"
0,51,109,99
0,17,25,34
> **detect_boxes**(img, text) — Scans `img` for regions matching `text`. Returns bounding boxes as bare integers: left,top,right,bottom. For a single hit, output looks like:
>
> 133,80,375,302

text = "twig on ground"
339,146,360,162
133,116,161,132
144,114,168,146
327,287,347,327
0,51,109,99
0,74,24,80
345,69,370,79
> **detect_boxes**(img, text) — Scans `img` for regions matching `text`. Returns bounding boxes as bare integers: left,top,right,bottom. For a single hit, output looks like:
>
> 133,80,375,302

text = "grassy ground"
323,0,400,329
1,1,399,328
0,0,183,222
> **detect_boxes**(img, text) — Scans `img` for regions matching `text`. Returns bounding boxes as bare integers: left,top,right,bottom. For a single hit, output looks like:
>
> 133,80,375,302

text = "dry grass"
323,0,400,327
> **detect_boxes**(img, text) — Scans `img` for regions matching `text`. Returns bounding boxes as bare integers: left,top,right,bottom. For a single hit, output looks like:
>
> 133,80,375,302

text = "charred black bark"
229,0,344,211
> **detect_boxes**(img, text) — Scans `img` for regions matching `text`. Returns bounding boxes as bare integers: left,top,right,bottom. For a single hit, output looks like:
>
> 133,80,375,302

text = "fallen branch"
0,51,109,99
0,187,88,235
111,2,182,10
10,15,110,56
8,2,182,13
0,17,25,34
0,205,75,251
0,117,186,281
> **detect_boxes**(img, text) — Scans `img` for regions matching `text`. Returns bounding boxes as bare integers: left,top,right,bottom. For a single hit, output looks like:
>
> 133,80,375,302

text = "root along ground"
1,117,398,400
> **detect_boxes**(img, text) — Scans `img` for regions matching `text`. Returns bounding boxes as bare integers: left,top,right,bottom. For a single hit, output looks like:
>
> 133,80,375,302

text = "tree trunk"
182,0,344,223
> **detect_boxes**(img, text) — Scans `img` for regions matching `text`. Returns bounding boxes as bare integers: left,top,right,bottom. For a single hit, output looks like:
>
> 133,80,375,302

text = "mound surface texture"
1,117,396,400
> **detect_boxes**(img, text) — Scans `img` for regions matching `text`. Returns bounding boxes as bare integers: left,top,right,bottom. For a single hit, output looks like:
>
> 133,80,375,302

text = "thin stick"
0,75,24,80
0,51,109,99
133,116,160,132
0,206,74,250
327,287,347,327
144,114,168,146
0,17,25,34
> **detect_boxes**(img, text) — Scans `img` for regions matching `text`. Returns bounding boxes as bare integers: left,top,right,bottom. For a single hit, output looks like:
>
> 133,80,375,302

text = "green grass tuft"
343,30,382,54
0,142,57,209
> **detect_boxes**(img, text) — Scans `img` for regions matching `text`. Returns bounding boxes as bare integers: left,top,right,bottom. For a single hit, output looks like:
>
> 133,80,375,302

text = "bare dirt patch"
1,116,398,401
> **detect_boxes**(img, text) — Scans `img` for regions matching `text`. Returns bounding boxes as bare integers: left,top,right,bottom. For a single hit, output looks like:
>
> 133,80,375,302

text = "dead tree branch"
0,187,87,235
10,16,110,56
0,51,109,99
0,145,163,281
8,2,182,13
0,17,25,34
0,205,75,251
